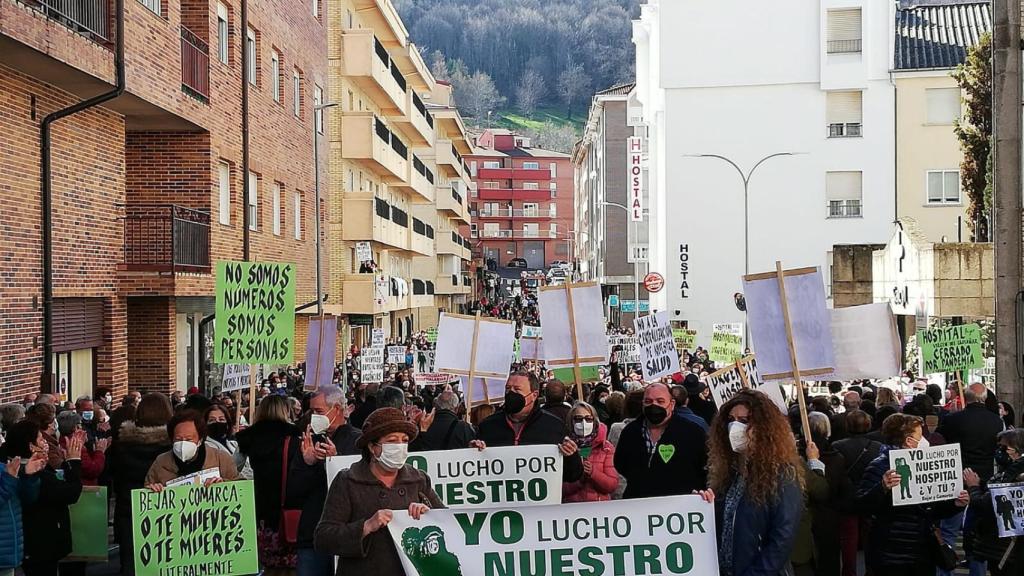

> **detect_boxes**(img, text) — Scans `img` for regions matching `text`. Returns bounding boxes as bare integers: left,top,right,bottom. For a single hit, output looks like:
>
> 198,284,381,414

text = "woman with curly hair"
708,389,805,576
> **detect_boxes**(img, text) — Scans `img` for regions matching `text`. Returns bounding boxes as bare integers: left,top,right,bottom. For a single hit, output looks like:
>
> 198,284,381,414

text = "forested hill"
394,0,640,122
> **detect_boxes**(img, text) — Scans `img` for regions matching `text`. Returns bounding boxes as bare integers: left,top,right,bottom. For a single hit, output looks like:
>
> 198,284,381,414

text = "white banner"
356,241,372,263
221,364,250,392
371,328,385,348
634,311,680,381
386,496,718,576
360,346,385,383
327,445,562,508
609,335,640,364
388,345,408,365
988,482,1024,538
889,444,962,506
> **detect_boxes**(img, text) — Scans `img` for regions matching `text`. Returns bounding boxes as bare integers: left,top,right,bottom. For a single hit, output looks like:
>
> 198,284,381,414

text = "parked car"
550,260,570,269
547,267,568,279
507,258,528,268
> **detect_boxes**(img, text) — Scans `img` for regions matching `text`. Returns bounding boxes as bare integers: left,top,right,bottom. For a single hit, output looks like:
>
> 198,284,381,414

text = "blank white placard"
538,284,608,367
434,313,515,379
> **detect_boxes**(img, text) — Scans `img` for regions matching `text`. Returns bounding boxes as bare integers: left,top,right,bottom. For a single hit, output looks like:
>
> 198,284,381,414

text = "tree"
429,50,449,82
515,70,547,116
952,32,992,242
556,61,591,119
450,68,506,120
524,121,580,154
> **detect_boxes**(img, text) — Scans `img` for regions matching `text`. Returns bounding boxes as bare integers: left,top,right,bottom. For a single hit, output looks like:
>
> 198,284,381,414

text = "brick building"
467,130,574,271
1,0,326,401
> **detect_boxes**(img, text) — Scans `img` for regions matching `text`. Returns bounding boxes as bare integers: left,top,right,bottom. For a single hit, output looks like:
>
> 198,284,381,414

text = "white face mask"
573,421,594,438
376,442,409,470
310,414,331,435
911,435,930,449
173,440,199,462
728,421,749,453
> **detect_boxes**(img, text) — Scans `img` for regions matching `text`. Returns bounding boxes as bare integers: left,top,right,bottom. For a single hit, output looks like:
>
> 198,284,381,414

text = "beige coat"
144,444,240,485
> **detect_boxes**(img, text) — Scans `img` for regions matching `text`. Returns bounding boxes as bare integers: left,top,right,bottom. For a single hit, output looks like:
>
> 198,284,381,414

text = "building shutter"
828,9,862,42
826,171,862,201
826,92,862,124
52,298,104,353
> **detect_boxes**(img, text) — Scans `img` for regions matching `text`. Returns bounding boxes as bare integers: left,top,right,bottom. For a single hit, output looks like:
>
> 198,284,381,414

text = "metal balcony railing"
391,206,408,227
181,26,210,100
827,123,862,138
827,39,862,54
425,225,434,239
29,0,110,42
413,218,426,236
413,279,425,295
123,205,210,272
827,200,863,219
463,276,472,286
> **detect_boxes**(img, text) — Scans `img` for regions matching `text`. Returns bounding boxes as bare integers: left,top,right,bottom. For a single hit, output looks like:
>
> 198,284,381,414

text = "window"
294,192,303,239
484,181,498,189
216,3,229,64
246,27,257,86
826,91,862,137
272,183,282,235
483,161,501,169
827,9,862,53
483,222,499,237
482,202,501,216
470,161,477,177
139,0,160,16
293,69,301,117
523,223,539,238
927,170,961,204
926,88,960,124
826,171,863,218
218,162,231,225
523,182,539,190
550,222,557,236
523,203,538,216
347,170,355,192
247,171,258,230
522,161,539,170
470,223,478,238
271,50,281,102
548,203,557,217
549,162,557,177
314,85,324,134
345,9,353,29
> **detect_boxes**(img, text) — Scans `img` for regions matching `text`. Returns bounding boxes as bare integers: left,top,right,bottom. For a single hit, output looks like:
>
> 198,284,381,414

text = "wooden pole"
563,283,584,401
776,261,811,443
247,366,257,425
465,311,481,422
737,360,750,389
955,375,966,410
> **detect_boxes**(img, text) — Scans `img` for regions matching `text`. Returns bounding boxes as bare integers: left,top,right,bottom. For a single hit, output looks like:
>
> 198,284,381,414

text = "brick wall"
126,131,211,210
127,297,176,392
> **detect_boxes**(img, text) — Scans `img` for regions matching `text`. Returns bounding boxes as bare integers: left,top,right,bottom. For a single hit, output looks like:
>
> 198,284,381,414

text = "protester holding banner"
0,421,45,576
561,401,619,503
707,389,804,576
963,428,1024,576
314,408,443,575
614,383,708,499
288,385,362,576
855,413,969,576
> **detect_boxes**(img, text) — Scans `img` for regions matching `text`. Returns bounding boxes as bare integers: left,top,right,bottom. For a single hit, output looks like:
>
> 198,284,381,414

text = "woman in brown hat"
313,407,443,575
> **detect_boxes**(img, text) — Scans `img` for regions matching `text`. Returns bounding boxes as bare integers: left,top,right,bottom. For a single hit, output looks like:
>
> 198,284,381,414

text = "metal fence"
181,26,210,99
30,0,110,41
123,205,210,272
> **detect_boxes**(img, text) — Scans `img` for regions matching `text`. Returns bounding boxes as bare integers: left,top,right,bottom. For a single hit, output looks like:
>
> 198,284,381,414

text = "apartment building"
468,130,574,271
1,0,326,401
326,0,473,346
633,0,895,346
893,1,991,243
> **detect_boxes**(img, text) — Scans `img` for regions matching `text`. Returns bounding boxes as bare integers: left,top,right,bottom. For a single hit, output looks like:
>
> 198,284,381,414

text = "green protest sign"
67,486,108,561
214,261,296,364
918,323,984,374
386,496,719,575
710,323,743,364
131,481,258,576
673,328,697,350
553,365,601,383
426,327,438,343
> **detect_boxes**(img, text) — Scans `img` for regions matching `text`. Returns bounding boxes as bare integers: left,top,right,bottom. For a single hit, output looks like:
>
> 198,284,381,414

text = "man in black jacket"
287,385,361,576
614,382,708,498
472,371,583,482
410,390,475,451
936,384,1004,481
540,379,572,423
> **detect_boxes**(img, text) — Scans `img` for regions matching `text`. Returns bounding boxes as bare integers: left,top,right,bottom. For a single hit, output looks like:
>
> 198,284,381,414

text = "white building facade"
633,0,896,347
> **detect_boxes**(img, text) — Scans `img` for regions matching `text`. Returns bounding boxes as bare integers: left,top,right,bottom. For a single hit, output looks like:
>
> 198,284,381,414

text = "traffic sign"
643,272,665,293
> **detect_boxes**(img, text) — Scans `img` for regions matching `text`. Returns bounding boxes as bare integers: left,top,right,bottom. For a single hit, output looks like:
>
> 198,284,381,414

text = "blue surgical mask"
81,411,94,422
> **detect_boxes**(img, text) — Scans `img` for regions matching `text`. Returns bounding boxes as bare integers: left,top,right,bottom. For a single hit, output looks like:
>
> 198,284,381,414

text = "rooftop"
595,82,635,96
894,1,991,70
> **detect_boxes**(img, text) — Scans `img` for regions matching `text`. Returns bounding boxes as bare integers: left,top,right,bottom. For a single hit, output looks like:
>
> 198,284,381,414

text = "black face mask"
207,422,230,441
503,391,527,415
643,405,668,426
995,447,1013,469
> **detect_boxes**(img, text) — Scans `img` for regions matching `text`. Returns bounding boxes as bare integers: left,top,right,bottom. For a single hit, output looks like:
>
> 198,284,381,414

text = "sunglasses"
571,415,595,422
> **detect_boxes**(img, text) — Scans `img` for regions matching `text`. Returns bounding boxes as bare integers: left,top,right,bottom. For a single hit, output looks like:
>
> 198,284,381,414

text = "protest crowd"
0,296,1022,576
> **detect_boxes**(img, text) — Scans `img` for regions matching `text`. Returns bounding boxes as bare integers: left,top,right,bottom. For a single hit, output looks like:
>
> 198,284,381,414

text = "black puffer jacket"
855,444,962,568
477,407,583,482
236,419,299,529
967,458,1024,568
22,460,83,564
104,422,171,526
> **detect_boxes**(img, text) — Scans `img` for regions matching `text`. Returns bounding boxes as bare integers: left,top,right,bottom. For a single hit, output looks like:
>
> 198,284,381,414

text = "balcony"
478,206,557,219
26,0,110,42
436,185,470,224
405,155,435,203
436,230,471,260
827,123,862,138
122,205,210,272
827,39,862,54
511,167,552,181
339,29,407,114
477,187,552,202
409,217,434,256
338,274,408,315
435,273,470,295
340,113,409,182
827,199,863,219
341,194,410,251
410,279,435,309
479,229,559,240
433,139,462,176
389,90,434,146
181,26,210,101
477,166,513,179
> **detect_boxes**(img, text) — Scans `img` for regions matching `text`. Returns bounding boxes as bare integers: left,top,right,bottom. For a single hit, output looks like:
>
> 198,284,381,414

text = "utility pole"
993,0,1022,408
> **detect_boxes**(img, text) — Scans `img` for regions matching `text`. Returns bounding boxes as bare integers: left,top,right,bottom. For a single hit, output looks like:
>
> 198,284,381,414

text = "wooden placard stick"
776,261,811,443
737,360,750,389
235,389,242,430
465,311,482,422
248,365,257,425
954,375,966,410
563,283,584,401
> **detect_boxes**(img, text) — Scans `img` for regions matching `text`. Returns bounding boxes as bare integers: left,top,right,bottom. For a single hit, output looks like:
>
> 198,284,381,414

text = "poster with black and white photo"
633,311,680,381
888,444,963,506
988,482,1024,538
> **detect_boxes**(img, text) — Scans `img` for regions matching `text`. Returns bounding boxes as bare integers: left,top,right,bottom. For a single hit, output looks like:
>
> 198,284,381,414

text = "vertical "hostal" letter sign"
628,137,643,222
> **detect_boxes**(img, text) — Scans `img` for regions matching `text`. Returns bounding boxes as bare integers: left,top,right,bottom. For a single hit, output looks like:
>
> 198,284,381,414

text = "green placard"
552,365,601,383
426,327,438,343
214,261,296,364
919,323,984,374
131,481,258,576
710,331,742,364
673,328,697,350
67,486,108,562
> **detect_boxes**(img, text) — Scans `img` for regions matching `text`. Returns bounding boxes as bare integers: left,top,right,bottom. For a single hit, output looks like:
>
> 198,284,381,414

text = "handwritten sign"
214,261,296,364
888,444,963,506
387,345,408,365
709,323,743,364
634,311,680,381
673,328,697,350
706,357,786,413
356,241,372,262
131,481,258,576
360,346,385,383
918,324,984,374
221,364,250,393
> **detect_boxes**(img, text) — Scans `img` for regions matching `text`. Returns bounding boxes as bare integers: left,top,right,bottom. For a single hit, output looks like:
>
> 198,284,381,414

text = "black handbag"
930,526,959,571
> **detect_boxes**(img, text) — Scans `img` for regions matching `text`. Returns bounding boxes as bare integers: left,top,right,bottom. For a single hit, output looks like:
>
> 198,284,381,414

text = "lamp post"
313,102,338,316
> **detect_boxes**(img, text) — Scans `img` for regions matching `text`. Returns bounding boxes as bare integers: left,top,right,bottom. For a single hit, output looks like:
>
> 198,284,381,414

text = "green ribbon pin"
658,444,675,464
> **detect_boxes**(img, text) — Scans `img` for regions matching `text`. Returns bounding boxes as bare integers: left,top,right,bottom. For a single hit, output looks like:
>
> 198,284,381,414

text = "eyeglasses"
571,415,595,422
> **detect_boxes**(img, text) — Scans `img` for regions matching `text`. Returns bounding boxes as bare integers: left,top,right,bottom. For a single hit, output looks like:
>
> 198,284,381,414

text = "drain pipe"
40,0,126,391
241,0,250,260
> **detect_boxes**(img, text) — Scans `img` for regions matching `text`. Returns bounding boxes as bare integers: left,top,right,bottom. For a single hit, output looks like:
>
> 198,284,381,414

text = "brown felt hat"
356,407,418,448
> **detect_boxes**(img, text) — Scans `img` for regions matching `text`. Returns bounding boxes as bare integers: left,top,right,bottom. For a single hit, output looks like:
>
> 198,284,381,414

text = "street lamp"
313,102,339,316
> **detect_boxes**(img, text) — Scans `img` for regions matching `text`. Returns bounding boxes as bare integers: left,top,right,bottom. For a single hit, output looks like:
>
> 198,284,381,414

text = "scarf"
173,441,207,477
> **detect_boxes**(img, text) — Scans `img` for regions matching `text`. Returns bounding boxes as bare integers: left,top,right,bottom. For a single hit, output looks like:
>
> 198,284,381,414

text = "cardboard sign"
521,325,542,339
387,345,408,365
426,327,438,343
609,335,640,364
706,357,786,412
414,349,436,374
356,241,372,263
386,496,719,576
434,313,516,406
304,316,337,391
131,481,258,576
538,282,609,371
360,346,385,383
673,328,697,350
519,336,544,361
371,328,385,348
327,446,562,508
165,468,221,488
709,323,743,364
827,303,902,380
214,261,296,364
634,311,680,381
988,482,1024,538
221,364,250,393
67,486,108,562
552,365,601,383
888,444,963,506
919,324,984,374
